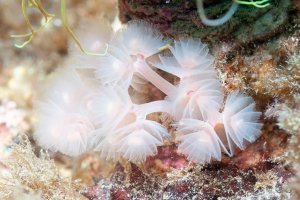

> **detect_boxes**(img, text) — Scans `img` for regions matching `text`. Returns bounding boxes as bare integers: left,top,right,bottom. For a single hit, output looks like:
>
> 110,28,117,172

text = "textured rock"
119,0,291,47
84,160,292,199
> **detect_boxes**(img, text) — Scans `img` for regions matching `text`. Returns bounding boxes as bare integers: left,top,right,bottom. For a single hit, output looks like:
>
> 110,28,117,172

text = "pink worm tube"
134,58,175,96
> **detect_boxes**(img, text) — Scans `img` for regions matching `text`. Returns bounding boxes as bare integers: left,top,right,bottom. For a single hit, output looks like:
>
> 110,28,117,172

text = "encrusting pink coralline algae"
34,20,263,164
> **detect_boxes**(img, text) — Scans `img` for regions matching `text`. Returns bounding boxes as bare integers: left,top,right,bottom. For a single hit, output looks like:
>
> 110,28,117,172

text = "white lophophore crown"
34,20,262,164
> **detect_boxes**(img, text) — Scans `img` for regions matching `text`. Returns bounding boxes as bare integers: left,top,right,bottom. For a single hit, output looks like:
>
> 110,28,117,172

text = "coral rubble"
0,136,85,200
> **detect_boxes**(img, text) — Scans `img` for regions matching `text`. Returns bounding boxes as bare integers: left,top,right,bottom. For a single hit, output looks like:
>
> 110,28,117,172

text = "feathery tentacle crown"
34,20,262,164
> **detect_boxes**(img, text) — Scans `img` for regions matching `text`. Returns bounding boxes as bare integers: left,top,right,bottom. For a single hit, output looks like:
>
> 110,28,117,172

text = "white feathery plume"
221,90,263,156
35,67,133,157
152,38,216,80
111,20,167,58
34,67,97,156
92,20,167,91
115,119,169,163
89,85,134,158
93,128,121,161
93,98,170,163
75,20,168,91
35,101,95,156
91,87,135,160
69,18,113,68
94,45,134,88
38,67,93,113
168,79,224,121
80,86,132,128
175,118,227,163
93,46,162,92
175,90,262,161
